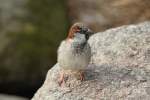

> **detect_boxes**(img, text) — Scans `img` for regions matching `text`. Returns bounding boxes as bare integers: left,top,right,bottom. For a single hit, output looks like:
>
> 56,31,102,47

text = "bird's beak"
87,29,94,36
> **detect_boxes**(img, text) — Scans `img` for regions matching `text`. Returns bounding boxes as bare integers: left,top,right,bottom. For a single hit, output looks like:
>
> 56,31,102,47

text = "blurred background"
0,0,150,99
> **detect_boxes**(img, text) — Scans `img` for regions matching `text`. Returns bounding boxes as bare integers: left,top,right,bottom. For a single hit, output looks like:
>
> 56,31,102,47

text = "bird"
57,23,93,86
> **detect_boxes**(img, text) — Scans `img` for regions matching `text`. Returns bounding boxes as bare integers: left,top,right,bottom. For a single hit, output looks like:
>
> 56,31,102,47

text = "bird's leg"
58,71,65,86
79,71,85,81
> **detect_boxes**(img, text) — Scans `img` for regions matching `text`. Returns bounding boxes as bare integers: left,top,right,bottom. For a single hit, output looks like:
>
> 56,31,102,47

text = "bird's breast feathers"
57,40,91,71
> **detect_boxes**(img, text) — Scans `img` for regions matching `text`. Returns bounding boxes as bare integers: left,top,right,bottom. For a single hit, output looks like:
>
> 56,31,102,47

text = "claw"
58,70,85,86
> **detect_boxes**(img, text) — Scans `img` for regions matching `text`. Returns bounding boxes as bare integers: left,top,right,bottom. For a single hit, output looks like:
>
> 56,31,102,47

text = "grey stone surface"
32,22,150,100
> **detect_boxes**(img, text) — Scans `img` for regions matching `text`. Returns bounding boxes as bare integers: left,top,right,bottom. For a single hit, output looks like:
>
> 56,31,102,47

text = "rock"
67,0,150,32
0,94,28,100
32,22,150,100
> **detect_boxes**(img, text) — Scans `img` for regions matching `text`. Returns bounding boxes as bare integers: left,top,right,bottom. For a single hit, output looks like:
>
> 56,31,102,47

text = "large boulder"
32,22,150,100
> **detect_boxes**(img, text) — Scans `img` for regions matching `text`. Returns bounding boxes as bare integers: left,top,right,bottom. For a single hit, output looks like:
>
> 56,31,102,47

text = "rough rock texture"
32,22,150,100
67,0,150,32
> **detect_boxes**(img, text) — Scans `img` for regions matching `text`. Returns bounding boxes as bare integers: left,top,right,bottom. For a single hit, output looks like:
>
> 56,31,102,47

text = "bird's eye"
76,26,82,30
78,27,82,30
83,27,88,32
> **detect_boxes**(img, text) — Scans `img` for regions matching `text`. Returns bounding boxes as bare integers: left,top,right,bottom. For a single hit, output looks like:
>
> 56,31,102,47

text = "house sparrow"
57,23,93,86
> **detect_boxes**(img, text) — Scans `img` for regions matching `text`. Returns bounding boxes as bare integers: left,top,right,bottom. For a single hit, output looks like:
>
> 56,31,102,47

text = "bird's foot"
58,70,85,86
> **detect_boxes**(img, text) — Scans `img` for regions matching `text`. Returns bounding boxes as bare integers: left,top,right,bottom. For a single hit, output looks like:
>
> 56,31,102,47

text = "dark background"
0,0,150,99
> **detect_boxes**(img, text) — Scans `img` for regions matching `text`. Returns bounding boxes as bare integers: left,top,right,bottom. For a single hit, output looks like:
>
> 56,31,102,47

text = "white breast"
57,39,91,71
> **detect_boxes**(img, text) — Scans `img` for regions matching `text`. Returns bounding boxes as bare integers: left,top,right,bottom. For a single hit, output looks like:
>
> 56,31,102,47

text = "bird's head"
67,23,93,41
